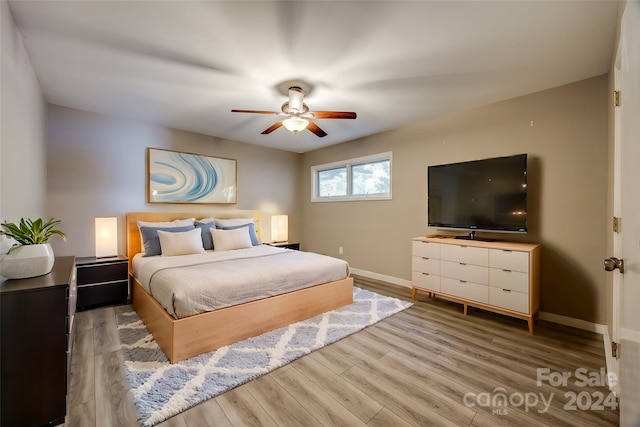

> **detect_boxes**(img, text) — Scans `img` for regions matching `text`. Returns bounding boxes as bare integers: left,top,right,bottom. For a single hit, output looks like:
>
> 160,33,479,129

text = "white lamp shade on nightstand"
271,215,288,243
95,217,118,258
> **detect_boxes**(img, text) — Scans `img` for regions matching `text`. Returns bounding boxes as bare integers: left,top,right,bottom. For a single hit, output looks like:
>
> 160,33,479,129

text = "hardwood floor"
66,276,619,426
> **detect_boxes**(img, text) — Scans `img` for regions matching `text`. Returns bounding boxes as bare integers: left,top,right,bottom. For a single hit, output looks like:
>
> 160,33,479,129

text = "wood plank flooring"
65,276,619,426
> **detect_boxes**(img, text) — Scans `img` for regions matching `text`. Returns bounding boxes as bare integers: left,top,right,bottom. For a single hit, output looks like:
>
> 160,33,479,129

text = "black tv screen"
428,154,527,233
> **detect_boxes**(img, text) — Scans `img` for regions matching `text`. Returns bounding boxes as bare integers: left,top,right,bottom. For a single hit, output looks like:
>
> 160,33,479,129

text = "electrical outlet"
338,246,343,255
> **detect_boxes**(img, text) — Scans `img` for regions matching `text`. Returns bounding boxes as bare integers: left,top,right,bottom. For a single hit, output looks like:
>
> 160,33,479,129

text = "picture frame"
147,148,237,204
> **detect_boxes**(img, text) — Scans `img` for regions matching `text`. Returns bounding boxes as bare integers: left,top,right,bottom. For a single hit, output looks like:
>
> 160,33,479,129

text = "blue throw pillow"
139,225,196,256
195,221,216,250
220,223,260,246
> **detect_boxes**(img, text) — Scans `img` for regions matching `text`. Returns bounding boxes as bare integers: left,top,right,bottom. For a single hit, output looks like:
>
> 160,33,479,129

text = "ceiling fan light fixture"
282,117,309,134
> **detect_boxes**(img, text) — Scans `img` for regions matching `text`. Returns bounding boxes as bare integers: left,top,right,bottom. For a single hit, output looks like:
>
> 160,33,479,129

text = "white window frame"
311,152,392,202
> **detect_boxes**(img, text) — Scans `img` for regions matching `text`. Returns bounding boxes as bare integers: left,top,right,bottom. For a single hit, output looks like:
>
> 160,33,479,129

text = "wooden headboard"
126,211,262,266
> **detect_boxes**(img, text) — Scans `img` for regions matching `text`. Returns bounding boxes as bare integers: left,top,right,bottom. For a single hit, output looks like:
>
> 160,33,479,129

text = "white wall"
0,1,48,252
46,105,301,257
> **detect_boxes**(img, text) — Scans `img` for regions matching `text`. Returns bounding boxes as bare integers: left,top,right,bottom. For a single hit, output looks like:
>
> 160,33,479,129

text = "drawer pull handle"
503,250,512,253
422,272,430,276
459,262,467,266
422,257,429,260
502,289,512,292
503,269,512,273
460,280,467,283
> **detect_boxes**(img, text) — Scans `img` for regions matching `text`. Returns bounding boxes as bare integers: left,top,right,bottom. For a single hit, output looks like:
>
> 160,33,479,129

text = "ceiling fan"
231,86,356,137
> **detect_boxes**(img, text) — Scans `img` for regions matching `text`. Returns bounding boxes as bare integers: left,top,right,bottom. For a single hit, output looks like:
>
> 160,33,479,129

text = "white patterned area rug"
116,287,412,427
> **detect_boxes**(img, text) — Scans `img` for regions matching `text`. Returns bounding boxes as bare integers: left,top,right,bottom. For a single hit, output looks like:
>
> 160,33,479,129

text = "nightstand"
76,255,128,311
266,242,300,250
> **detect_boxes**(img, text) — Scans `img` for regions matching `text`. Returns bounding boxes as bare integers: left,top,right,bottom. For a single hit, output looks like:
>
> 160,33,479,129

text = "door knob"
604,257,624,273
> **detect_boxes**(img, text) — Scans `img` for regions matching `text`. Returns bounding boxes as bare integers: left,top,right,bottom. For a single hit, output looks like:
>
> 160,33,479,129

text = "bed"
126,211,353,364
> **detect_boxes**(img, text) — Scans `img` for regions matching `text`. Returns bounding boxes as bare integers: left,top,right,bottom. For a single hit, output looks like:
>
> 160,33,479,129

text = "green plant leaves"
0,218,66,245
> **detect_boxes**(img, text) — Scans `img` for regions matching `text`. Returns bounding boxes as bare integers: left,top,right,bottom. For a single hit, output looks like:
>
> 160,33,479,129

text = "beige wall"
301,75,609,324
46,105,301,257
0,1,48,253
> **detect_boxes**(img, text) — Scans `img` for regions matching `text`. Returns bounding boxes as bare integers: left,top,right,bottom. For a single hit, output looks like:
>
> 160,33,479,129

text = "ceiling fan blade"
231,109,280,115
307,121,327,138
261,121,283,135
305,111,357,119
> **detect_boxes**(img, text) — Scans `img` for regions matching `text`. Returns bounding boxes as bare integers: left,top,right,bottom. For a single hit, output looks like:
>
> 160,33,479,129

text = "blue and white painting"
148,148,237,204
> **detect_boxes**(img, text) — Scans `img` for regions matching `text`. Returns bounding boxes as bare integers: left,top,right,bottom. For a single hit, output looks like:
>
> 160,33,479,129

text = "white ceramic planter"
0,243,55,279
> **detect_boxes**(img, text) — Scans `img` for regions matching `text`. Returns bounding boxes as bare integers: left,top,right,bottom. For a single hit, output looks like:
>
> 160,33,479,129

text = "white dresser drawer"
441,277,489,303
441,260,488,285
441,244,488,266
412,271,441,292
412,240,440,258
412,256,440,275
489,268,529,293
489,249,529,273
489,287,529,314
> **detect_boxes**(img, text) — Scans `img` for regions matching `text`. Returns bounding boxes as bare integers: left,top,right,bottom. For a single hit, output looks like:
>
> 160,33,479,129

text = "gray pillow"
195,221,217,250
140,225,196,256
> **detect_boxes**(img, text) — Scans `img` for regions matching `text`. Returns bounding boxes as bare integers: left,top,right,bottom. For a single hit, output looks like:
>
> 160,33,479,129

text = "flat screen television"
428,154,527,236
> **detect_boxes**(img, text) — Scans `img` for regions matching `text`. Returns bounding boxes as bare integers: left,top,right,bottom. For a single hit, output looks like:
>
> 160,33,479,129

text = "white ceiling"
8,1,619,153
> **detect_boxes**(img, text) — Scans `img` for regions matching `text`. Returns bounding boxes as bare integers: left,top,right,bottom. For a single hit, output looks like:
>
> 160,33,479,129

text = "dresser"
1,256,76,426
412,236,540,334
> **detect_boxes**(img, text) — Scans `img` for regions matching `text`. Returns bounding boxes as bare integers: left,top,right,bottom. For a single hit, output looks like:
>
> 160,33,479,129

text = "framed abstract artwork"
147,148,237,204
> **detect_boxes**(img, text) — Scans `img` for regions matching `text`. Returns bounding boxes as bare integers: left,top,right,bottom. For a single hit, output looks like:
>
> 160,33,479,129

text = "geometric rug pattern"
116,287,413,426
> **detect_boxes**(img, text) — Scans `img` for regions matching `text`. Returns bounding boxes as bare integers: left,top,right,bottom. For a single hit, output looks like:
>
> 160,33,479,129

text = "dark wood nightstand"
265,242,300,250
76,255,128,311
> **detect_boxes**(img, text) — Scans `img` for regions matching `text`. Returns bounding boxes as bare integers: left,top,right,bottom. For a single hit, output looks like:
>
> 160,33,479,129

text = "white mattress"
132,245,350,319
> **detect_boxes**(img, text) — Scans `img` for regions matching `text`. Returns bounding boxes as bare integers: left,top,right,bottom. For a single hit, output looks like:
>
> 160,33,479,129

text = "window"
311,152,392,202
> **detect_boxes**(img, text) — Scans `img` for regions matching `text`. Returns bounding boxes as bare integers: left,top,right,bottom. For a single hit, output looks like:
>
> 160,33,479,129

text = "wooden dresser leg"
411,287,417,300
463,304,468,315
528,317,534,335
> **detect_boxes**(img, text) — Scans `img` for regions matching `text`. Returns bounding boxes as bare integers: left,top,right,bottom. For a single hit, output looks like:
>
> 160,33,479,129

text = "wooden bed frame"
126,211,353,364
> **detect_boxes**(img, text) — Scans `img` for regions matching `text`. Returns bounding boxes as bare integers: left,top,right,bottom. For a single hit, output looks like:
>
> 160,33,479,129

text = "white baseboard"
538,311,608,335
352,269,610,335
349,268,412,288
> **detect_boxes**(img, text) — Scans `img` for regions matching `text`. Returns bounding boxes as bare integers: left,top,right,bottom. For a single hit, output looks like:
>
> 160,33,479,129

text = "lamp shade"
271,215,289,243
95,217,118,258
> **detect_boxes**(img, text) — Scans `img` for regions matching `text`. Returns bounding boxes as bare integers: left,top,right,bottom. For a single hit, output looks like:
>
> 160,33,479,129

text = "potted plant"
0,218,66,279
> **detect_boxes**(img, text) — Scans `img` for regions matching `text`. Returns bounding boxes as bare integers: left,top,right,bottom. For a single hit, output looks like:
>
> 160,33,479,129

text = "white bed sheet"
132,245,350,319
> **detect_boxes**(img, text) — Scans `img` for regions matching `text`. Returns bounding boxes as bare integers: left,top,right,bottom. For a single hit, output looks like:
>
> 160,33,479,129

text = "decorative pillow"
158,228,205,256
139,225,195,257
210,227,253,251
196,217,215,224
219,222,260,246
137,218,195,250
214,218,254,227
195,220,217,250
137,218,195,228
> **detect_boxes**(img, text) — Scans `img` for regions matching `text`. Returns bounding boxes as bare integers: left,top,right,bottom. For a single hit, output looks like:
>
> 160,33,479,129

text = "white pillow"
215,218,254,228
196,217,215,224
210,227,253,251
157,228,205,256
137,218,195,228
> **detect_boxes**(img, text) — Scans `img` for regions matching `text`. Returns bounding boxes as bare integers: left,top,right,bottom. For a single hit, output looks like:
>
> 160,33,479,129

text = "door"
611,2,640,426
